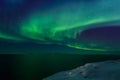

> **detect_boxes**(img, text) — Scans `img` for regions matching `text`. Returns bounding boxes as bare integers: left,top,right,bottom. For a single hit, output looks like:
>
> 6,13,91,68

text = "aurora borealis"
1,1,120,80
0,0,120,52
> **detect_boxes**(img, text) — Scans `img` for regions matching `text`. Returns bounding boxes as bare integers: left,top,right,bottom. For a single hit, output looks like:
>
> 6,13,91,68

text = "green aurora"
0,0,120,52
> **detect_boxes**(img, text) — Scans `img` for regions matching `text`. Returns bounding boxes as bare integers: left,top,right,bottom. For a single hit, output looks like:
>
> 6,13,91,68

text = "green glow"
0,33,24,41
67,44,107,52
0,0,119,52
19,1,120,51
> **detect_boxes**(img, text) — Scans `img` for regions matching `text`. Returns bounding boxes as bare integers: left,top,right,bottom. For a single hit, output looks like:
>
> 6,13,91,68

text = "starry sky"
0,0,120,53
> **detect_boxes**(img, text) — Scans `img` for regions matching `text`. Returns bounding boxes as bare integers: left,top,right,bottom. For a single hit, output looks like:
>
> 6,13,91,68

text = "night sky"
0,0,120,53
0,0,120,80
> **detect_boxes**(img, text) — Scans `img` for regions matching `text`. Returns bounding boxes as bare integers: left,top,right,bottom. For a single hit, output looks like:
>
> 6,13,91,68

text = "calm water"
1,54,120,80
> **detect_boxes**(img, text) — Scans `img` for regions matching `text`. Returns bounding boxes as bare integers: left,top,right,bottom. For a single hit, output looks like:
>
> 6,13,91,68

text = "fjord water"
1,54,120,80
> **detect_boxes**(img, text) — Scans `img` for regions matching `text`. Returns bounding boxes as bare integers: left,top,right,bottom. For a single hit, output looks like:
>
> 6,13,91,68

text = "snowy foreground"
43,60,120,80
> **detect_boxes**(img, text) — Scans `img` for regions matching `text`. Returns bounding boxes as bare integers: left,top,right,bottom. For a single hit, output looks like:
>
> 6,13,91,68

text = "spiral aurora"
0,0,120,52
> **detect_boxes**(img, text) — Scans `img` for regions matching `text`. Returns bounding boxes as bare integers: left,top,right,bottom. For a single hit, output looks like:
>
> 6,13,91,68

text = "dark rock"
43,60,120,80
